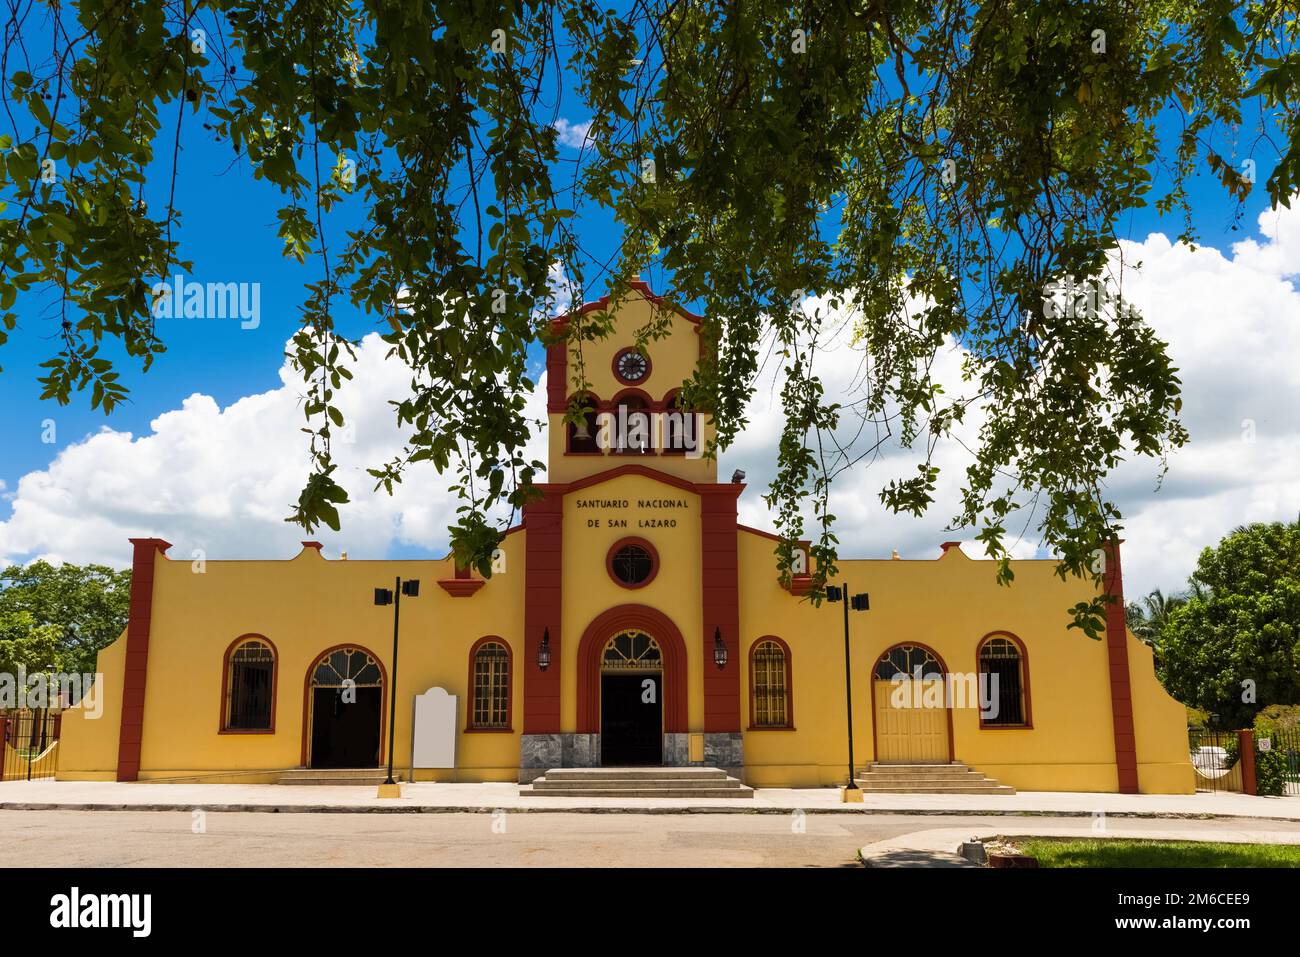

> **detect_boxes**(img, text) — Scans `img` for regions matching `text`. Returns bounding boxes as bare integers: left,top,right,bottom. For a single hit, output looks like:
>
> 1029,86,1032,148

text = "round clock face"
614,348,649,383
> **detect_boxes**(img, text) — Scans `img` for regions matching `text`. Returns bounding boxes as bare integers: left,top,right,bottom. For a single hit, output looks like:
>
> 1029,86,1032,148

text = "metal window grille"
611,544,653,585
752,641,788,727
472,642,510,728
601,632,662,670
978,638,1025,726
226,640,274,730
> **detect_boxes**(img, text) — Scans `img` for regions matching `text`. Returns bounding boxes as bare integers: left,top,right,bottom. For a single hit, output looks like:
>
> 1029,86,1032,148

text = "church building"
57,281,1194,794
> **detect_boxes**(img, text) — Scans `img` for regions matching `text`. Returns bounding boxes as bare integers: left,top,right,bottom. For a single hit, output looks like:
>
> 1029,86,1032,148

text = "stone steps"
853,762,1014,795
521,766,753,798
278,768,395,786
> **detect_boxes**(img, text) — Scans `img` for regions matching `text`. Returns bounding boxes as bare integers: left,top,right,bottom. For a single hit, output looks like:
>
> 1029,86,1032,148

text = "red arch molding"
577,604,688,734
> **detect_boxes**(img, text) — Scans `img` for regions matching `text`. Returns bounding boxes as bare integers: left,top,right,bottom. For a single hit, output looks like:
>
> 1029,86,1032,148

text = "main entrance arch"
577,605,688,761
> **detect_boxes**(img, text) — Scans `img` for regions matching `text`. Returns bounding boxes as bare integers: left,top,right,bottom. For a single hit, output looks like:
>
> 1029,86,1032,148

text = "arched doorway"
599,631,663,765
872,643,954,763
576,605,688,766
303,646,386,769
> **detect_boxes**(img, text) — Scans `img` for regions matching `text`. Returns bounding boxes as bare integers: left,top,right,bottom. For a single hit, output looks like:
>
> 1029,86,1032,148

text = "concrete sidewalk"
859,820,1300,867
2,779,1299,819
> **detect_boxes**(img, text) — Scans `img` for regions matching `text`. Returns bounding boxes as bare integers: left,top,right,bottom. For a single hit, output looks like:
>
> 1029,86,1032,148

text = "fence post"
1239,729,1257,795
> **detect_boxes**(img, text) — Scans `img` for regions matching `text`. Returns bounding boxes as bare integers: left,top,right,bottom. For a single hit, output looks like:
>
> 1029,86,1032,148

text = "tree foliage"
1160,520,1300,728
1,1,1296,633
0,561,132,675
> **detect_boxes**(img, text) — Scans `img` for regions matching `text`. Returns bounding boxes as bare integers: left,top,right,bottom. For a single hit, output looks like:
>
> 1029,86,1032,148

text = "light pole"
374,576,419,797
826,583,869,802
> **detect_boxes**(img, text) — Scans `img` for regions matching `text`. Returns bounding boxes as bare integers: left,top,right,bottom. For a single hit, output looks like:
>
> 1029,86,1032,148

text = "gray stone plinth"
662,733,690,766
560,733,601,768
520,733,561,769
703,732,744,770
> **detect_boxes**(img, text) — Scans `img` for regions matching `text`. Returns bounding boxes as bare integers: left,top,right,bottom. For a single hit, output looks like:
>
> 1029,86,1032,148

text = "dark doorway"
310,686,382,768
600,673,662,765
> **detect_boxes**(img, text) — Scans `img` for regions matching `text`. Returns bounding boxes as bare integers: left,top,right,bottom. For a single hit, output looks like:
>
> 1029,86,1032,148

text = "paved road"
7,810,1300,867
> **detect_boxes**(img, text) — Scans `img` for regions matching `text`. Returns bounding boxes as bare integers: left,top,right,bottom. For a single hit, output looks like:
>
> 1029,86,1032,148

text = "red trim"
1103,539,1140,793
466,636,514,732
299,643,388,768
700,485,743,732
576,604,688,733
606,536,660,589
976,631,1034,730
612,346,652,386
1239,729,1257,795
748,636,794,730
940,541,963,554
869,642,957,763
522,487,564,733
550,462,709,497
300,541,323,551
116,537,171,781
218,634,279,734
438,578,486,597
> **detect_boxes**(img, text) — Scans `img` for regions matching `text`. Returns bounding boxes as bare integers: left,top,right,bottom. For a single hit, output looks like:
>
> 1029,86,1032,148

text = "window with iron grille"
225,639,275,731
609,540,656,587
751,639,790,728
978,636,1027,727
471,641,510,729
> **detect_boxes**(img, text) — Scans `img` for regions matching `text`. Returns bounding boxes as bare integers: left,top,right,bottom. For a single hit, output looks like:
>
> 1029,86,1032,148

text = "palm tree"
1127,588,1187,651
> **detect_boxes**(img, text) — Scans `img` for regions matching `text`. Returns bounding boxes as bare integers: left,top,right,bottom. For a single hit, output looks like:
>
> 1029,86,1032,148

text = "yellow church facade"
57,282,1194,793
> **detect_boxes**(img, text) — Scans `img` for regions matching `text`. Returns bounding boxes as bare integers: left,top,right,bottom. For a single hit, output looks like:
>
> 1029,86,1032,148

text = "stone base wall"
521,731,744,782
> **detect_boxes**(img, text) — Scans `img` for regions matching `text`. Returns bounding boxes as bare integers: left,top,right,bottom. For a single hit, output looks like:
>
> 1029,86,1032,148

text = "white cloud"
0,333,548,567
729,203,1300,597
553,118,593,150
2,204,1299,598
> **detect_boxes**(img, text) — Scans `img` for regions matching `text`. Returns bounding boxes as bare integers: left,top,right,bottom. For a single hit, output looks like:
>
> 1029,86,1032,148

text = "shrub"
1255,747,1288,797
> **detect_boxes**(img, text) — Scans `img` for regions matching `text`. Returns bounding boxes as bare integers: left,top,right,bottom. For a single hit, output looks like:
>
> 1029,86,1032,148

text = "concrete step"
521,766,753,798
522,785,754,799
278,768,393,786
542,767,729,782
856,771,991,782
532,777,745,791
851,762,1015,795
853,783,1017,795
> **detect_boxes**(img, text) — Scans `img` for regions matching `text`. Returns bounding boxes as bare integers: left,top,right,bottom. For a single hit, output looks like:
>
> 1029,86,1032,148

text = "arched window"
978,634,1031,728
469,639,511,730
874,644,943,681
566,393,601,454
611,392,653,454
222,637,276,732
750,638,793,729
660,390,697,456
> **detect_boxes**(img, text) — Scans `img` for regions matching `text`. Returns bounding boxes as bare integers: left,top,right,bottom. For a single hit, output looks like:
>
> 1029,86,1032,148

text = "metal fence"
1257,727,1300,797
1188,729,1244,793
0,709,60,782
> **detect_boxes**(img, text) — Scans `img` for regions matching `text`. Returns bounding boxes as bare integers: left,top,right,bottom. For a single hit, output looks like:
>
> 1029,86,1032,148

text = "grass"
1013,838,1300,868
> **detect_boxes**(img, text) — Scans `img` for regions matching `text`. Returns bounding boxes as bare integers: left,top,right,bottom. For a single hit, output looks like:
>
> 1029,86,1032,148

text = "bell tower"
545,280,717,485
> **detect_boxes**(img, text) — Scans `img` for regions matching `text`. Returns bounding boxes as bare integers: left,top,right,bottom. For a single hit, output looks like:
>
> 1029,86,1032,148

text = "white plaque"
411,686,459,769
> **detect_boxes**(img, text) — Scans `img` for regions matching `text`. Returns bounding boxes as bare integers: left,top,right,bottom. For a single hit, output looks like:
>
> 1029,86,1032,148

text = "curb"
3,801,1300,821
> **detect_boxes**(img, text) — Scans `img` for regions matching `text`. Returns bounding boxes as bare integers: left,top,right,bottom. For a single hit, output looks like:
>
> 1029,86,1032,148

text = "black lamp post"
374,576,419,788
826,583,869,795
713,626,728,669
